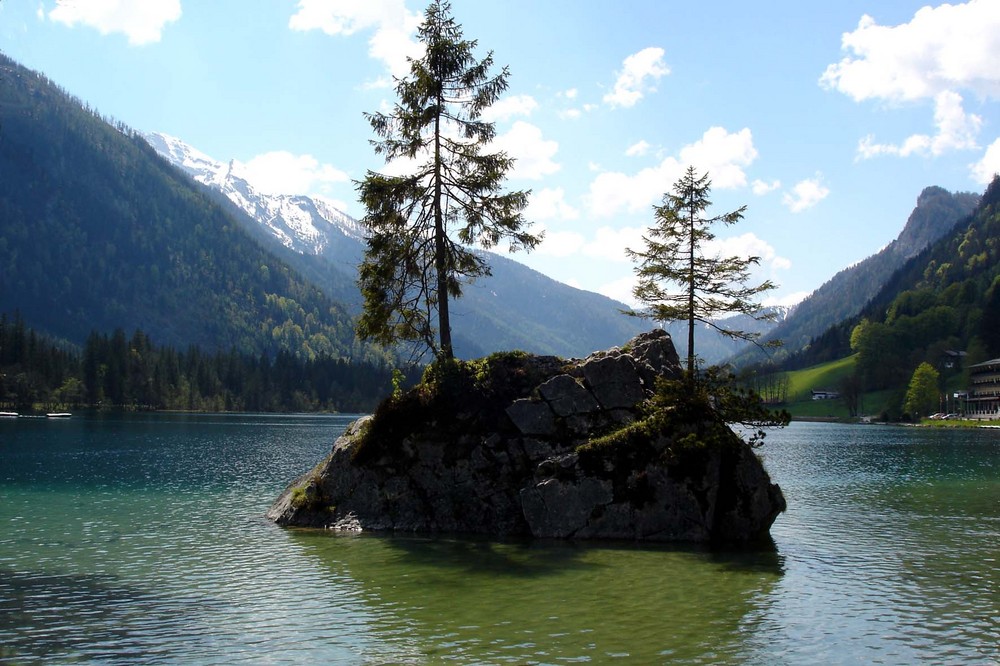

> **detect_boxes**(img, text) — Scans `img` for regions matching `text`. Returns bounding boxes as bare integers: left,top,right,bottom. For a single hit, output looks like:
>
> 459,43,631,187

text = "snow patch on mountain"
144,132,365,257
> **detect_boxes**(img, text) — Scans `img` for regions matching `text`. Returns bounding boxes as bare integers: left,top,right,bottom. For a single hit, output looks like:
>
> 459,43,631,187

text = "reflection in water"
0,416,997,664
289,532,784,663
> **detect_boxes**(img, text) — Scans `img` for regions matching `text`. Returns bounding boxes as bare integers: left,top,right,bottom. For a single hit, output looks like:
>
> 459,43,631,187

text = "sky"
1,0,999,309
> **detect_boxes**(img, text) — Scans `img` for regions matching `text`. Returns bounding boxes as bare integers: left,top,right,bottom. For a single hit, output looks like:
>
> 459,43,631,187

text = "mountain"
145,132,652,360
733,185,979,366
770,176,1000,416
0,53,382,362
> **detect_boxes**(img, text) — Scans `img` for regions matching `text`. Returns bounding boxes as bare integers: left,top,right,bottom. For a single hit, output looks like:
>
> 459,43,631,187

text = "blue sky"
2,0,998,308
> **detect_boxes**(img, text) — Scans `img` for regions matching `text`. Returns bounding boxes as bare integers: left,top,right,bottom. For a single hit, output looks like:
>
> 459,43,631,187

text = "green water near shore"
1,414,997,664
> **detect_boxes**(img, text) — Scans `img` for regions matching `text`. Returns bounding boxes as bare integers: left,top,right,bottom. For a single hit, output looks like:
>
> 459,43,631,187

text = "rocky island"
267,330,785,543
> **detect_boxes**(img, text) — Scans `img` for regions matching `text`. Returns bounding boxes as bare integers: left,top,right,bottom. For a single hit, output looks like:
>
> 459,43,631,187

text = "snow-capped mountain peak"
144,132,366,257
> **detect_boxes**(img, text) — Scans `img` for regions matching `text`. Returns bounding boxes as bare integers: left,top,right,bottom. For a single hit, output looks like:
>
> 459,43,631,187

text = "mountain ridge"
733,185,980,366
144,131,657,360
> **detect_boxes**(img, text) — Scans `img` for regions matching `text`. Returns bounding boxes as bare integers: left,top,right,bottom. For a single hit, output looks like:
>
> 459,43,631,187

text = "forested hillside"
773,176,1000,411
734,186,978,366
0,53,381,363
0,314,402,412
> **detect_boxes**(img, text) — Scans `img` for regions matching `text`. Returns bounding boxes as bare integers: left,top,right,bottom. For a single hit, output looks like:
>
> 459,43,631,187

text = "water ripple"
1,416,998,664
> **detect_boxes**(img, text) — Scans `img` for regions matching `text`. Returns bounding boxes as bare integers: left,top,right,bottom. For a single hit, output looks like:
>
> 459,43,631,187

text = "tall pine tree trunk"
686,206,696,379
433,103,453,360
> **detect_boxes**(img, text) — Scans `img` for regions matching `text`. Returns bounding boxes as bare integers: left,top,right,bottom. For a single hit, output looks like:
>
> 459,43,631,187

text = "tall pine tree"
356,0,539,361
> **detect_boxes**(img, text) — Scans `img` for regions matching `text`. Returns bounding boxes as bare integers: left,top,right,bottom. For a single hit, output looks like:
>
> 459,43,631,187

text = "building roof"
968,358,1000,370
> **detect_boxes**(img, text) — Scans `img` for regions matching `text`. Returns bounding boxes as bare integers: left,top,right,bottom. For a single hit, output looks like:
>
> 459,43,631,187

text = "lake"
1,414,997,664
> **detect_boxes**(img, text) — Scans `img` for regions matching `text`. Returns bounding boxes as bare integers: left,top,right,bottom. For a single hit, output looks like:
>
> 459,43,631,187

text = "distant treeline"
0,313,411,413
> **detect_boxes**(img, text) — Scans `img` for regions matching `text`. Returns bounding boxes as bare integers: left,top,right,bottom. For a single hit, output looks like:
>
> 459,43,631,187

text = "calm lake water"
1,414,997,664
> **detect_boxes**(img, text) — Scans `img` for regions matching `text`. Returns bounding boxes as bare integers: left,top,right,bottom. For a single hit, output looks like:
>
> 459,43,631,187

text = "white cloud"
582,225,647,263
289,0,422,79
752,179,781,195
587,161,682,218
47,0,181,45
971,137,1000,184
238,151,349,196
678,127,758,189
857,90,983,159
782,176,830,213
824,1,999,164
603,47,670,108
704,232,790,274
494,121,560,180
526,188,579,222
587,127,758,217
535,229,586,258
820,0,1000,103
481,94,538,122
625,140,651,157
561,88,579,100
559,108,583,120
597,274,641,309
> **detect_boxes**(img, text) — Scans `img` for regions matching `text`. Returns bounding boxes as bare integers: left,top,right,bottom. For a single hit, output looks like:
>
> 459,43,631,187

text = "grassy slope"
777,355,899,419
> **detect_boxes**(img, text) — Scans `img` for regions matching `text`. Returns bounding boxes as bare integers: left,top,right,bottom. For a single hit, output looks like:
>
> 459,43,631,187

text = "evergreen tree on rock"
627,166,778,378
356,0,539,361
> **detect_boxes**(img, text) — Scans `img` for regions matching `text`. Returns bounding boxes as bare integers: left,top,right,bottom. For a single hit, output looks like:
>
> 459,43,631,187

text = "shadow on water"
285,529,786,663
289,528,786,579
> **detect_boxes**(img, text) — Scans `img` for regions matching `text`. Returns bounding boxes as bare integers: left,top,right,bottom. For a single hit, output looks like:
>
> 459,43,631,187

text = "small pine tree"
626,166,778,377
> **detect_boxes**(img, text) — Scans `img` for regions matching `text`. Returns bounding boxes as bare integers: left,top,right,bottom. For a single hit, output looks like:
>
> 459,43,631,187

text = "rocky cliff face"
267,330,785,543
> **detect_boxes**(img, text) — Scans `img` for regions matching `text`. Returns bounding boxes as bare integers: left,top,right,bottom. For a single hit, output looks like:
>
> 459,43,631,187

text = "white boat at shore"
0,411,17,418
46,412,71,418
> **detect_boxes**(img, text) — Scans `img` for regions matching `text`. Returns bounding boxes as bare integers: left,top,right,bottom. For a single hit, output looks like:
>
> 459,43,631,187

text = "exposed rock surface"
267,330,786,543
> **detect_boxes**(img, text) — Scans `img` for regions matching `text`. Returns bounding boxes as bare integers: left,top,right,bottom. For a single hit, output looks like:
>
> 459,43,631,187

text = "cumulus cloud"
481,94,538,122
493,121,561,180
678,127,758,189
857,90,983,159
823,1,999,162
625,140,651,157
238,151,349,196
535,228,586,258
526,188,579,222
782,176,830,213
820,0,1000,103
752,179,781,195
289,0,422,79
971,138,1000,184
47,0,181,45
704,232,790,274
582,225,647,263
587,127,758,217
597,274,641,309
603,47,670,108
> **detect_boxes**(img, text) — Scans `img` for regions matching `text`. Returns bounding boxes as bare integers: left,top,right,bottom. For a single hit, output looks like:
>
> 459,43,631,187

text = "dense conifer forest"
0,53,385,364
0,313,409,413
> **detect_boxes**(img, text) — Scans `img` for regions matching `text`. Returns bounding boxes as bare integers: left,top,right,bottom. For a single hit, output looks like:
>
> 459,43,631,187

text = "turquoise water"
1,414,997,664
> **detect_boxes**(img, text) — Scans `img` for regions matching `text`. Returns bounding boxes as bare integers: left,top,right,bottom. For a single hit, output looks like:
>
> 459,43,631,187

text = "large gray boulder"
267,329,785,544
